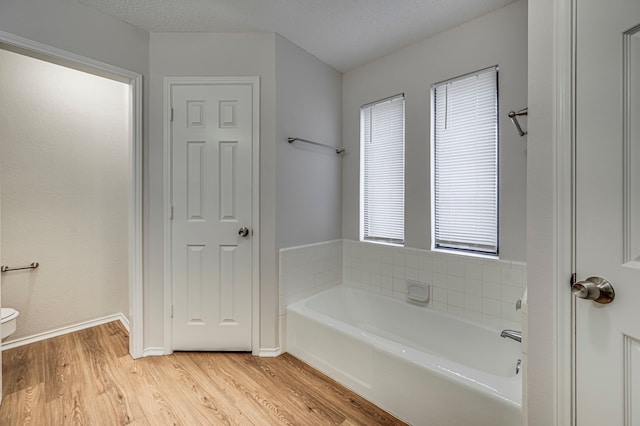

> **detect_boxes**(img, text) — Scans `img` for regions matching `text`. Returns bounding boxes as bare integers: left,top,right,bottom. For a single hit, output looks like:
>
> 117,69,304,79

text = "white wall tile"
434,255,449,274
464,294,482,312
393,278,408,293
448,290,465,308
381,275,393,290
464,310,483,322
482,298,502,317
448,275,465,293
393,265,406,279
419,269,433,284
433,286,448,303
406,267,419,281
465,278,482,296
502,267,524,287
465,263,483,279
482,263,501,283
502,285,524,303
405,252,418,269
433,272,448,287
482,281,501,300
448,259,465,278
501,301,522,322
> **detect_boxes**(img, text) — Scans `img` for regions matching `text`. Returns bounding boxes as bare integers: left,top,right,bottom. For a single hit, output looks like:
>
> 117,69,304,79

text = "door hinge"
170,304,174,318
170,205,174,220
170,107,174,122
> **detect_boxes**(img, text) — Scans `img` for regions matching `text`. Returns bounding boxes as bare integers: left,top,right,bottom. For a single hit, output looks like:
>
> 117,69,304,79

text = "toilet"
1,308,19,340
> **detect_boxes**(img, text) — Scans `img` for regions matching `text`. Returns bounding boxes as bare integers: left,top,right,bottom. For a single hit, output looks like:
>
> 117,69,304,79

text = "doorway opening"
0,31,143,358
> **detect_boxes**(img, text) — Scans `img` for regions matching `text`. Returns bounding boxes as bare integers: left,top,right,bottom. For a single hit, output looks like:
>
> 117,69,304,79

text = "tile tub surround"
342,240,525,330
279,240,343,313
279,239,525,347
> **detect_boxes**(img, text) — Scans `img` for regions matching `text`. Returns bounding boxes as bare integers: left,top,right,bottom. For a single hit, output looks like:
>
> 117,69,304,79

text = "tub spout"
500,329,521,343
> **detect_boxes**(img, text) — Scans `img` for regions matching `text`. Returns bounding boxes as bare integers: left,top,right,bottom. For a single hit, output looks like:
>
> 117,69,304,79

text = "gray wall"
0,0,149,77
342,0,528,262
275,35,343,250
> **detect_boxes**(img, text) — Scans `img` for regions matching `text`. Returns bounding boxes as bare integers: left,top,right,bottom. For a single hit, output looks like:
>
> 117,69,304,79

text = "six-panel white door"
575,0,640,423
171,82,254,351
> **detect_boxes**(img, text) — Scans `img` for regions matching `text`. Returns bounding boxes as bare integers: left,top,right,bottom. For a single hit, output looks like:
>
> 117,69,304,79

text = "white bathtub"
286,286,522,426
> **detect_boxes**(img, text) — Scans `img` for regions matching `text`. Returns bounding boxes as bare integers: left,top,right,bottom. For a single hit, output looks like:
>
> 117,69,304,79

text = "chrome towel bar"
288,137,345,154
1,262,39,273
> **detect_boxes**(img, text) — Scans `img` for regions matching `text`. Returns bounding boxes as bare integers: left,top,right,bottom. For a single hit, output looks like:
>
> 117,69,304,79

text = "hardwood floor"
1,322,406,425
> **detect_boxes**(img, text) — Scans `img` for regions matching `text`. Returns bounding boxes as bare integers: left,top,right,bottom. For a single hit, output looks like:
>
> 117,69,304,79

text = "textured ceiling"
78,0,517,72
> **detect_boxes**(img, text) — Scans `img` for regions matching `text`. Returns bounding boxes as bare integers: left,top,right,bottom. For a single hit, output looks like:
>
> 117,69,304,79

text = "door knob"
571,276,615,304
238,227,250,237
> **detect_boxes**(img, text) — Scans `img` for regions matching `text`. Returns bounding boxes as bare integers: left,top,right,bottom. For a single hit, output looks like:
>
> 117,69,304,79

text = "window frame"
360,93,406,246
430,66,500,256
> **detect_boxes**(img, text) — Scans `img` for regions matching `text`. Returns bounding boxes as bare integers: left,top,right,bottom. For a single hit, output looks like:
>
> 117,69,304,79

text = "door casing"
163,76,261,355
552,0,581,424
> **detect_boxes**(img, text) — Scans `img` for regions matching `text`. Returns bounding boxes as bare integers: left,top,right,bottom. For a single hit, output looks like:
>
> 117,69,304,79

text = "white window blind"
432,67,498,255
361,94,405,245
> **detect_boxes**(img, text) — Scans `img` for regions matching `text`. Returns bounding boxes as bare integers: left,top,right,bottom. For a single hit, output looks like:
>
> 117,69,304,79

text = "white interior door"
170,80,255,351
575,0,640,424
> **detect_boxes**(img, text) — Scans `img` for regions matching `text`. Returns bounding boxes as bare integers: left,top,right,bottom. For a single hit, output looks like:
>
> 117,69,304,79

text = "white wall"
148,32,279,351
342,0,528,262
0,49,129,340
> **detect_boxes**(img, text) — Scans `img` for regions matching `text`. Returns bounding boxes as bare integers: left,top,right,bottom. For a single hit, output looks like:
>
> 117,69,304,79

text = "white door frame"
163,77,260,355
551,0,575,424
0,30,144,359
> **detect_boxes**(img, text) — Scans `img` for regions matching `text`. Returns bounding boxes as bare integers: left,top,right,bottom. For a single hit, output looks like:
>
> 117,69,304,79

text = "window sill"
360,239,404,248
432,247,499,260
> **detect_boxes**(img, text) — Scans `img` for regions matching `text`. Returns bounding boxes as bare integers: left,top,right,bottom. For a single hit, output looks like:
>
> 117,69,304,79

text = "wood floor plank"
0,321,407,426
0,383,47,426
238,355,348,425
2,340,45,396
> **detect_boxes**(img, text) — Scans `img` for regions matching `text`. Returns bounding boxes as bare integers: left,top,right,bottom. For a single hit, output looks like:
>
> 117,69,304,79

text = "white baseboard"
258,347,282,357
1,313,128,351
142,347,166,357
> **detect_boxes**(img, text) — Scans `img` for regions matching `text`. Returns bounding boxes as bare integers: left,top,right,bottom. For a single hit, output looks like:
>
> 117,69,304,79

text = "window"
432,66,499,255
361,94,405,245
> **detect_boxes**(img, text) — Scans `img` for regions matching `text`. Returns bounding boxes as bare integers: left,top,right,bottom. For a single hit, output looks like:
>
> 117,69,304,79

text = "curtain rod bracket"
508,107,528,136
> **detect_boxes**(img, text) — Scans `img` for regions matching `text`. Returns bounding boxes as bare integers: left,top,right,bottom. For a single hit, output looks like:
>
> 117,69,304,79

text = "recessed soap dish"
407,281,430,304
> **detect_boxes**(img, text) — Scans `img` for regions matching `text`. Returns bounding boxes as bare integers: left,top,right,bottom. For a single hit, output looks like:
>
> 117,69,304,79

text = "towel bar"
1,262,39,273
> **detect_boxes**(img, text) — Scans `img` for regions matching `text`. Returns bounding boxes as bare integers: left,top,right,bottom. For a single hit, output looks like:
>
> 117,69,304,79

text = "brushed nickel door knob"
572,276,615,304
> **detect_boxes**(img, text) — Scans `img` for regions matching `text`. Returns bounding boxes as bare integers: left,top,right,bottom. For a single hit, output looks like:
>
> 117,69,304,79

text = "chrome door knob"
571,276,615,304
238,227,250,237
